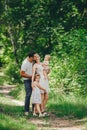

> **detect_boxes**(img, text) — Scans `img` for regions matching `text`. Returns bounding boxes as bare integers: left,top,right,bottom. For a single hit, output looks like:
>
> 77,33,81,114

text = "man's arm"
20,70,32,79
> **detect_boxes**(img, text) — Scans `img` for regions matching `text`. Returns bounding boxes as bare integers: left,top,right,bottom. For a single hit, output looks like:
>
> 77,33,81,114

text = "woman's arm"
35,82,46,92
43,69,47,79
47,67,50,74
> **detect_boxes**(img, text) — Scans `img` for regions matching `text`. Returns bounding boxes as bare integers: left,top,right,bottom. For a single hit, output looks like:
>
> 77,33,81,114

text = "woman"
32,54,49,113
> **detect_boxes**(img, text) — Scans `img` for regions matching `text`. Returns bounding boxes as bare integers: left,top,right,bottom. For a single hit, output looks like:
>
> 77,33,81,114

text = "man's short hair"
28,51,36,58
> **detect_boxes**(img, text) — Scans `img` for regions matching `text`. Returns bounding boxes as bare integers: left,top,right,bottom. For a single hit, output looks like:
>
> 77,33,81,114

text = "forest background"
0,0,87,123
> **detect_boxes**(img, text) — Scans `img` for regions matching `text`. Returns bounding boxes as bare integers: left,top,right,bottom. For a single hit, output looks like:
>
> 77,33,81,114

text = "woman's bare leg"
44,93,48,111
41,94,44,112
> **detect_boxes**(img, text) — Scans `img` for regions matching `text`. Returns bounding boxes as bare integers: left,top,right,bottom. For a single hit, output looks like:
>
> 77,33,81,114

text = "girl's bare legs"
33,104,37,116
36,104,42,115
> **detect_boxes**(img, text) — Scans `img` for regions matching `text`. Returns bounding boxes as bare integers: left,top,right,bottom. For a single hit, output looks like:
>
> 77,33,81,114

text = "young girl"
43,54,51,79
32,74,46,117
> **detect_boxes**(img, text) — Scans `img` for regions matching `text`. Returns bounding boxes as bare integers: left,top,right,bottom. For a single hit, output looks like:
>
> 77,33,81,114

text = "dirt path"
29,113,86,130
0,85,24,106
0,85,86,130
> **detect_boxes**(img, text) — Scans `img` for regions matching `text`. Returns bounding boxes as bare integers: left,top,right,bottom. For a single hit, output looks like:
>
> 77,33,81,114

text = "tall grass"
47,90,87,119
10,85,87,119
0,75,9,85
0,114,37,130
9,84,25,101
0,95,37,130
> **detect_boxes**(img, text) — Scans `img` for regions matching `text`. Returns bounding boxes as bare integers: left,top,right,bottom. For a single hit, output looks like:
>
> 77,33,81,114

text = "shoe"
39,114,45,117
43,112,49,116
33,113,37,116
24,112,28,116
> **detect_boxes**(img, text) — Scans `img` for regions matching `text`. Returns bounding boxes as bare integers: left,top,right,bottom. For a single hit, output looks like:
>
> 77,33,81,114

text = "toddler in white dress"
32,74,46,117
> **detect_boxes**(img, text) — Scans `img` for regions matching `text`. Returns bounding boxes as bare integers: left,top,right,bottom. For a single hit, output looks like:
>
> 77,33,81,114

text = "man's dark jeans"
24,79,32,112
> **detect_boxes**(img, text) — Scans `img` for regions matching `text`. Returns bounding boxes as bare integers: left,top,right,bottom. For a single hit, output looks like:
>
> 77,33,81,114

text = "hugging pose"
20,52,50,117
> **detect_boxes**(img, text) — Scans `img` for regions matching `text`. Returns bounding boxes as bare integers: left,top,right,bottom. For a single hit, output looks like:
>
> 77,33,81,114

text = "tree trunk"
5,0,19,65
8,26,19,64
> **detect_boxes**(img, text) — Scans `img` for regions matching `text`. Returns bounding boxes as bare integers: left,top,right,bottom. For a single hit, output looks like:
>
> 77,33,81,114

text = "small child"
32,74,46,117
43,55,51,79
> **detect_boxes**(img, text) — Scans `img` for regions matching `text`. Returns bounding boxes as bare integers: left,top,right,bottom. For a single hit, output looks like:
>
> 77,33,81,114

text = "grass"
0,74,10,86
0,88,87,129
10,84,87,120
0,76,4,85
47,91,87,119
0,68,87,129
0,95,37,130
0,116,37,130
0,113,37,130
9,84,25,101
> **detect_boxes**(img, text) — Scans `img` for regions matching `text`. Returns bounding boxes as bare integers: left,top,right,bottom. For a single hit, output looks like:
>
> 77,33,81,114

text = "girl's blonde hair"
45,55,51,60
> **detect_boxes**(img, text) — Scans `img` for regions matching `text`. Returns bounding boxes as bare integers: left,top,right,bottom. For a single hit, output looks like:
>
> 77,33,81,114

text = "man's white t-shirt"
21,58,33,80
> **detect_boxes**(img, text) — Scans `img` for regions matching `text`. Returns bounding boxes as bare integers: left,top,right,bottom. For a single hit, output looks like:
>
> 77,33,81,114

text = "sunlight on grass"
0,94,37,130
0,95,20,106
0,71,10,85
0,114,37,130
9,84,25,101
9,85,87,119
48,91,87,119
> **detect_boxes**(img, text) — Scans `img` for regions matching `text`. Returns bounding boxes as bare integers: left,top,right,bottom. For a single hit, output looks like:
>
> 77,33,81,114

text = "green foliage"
0,0,87,96
0,94,37,130
50,29,87,96
0,75,7,85
5,62,22,84
9,84,25,101
0,113,36,130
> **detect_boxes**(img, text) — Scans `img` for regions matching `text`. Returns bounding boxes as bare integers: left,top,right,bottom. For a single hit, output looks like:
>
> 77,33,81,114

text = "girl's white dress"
32,85,41,104
35,63,49,93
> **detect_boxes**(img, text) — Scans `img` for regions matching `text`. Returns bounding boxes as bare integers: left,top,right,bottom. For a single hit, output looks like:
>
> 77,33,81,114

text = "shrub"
5,62,22,84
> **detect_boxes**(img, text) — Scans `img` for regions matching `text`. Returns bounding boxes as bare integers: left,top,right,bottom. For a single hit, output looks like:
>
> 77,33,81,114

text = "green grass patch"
0,75,10,86
47,91,87,119
0,94,37,130
0,113,37,130
0,76,4,85
9,84,25,101
0,75,9,85
9,85,87,119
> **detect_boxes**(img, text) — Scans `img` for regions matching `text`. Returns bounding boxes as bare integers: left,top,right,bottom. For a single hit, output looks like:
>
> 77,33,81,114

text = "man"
20,51,37,116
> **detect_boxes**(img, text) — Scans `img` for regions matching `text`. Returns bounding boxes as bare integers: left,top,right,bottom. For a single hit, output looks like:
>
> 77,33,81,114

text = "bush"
49,29,87,96
5,62,22,84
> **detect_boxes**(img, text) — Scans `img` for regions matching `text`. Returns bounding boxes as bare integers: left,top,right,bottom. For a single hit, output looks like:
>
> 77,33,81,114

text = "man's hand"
20,70,32,78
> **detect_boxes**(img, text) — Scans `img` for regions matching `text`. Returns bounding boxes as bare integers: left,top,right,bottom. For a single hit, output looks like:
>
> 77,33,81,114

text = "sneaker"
24,112,29,116
39,114,45,117
43,112,49,116
33,113,38,116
